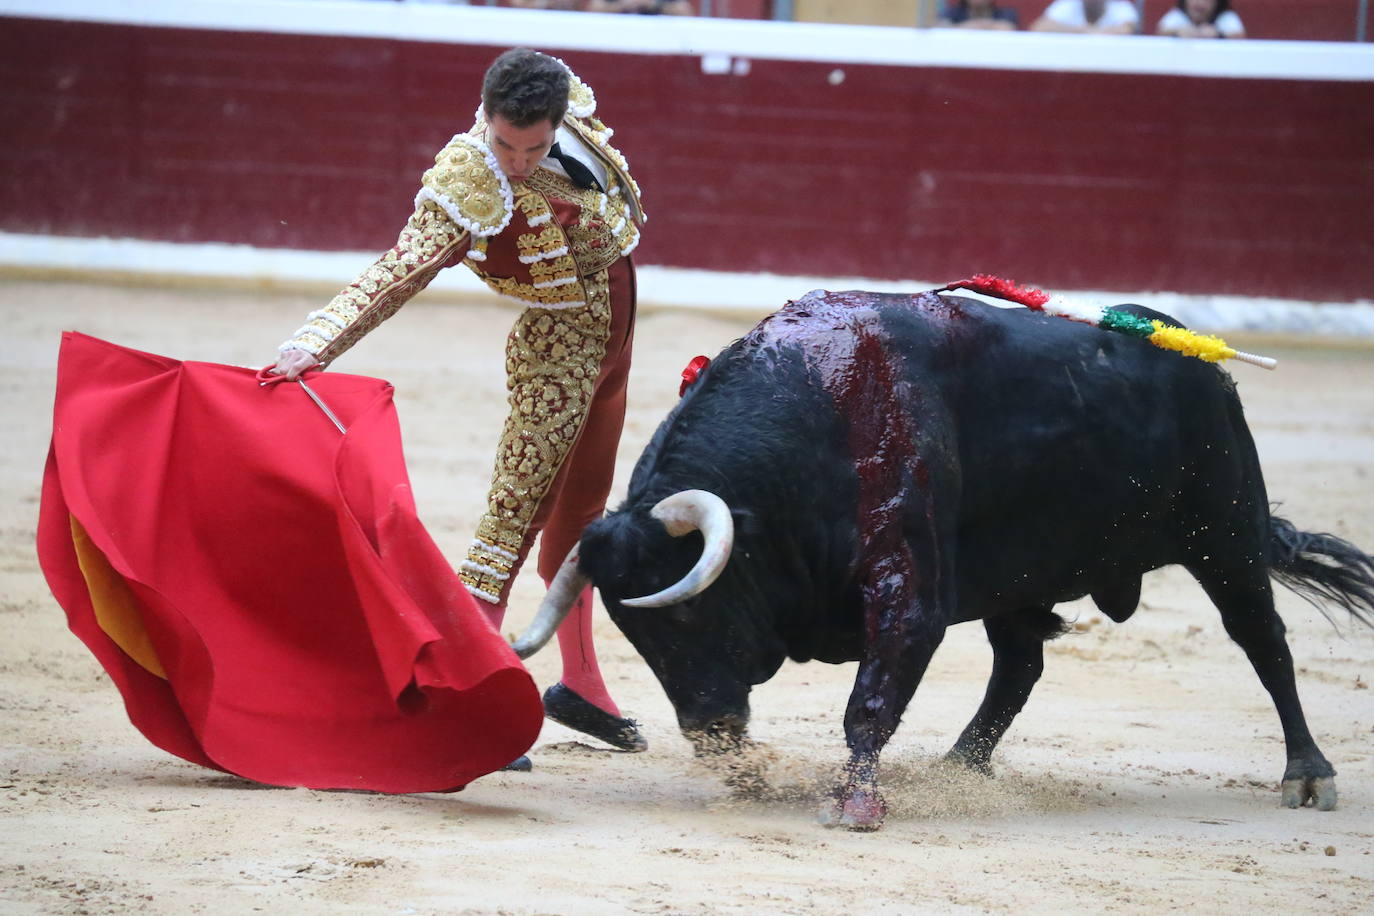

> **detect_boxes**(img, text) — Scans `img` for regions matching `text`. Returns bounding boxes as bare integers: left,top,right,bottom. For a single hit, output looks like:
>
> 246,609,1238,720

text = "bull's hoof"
1281,775,1337,811
817,789,887,831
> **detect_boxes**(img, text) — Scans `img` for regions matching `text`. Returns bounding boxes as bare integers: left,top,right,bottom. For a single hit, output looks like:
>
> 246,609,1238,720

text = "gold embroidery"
529,255,579,284
474,272,588,307
514,186,551,225
517,223,567,255
283,205,469,364
460,269,614,602
522,170,633,276
567,71,596,117
418,136,511,235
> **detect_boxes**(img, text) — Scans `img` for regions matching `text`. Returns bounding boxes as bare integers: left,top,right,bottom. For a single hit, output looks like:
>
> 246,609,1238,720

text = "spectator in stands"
585,0,694,13
508,0,582,9
1156,0,1246,38
936,0,1019,30
1030,0,1139,34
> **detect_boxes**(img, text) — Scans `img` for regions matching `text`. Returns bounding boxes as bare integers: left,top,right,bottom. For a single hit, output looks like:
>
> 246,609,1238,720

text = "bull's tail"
1268,516,1374,630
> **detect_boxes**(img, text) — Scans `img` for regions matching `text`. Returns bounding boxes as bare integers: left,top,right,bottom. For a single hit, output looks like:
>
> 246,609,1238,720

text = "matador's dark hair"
482,48,570,128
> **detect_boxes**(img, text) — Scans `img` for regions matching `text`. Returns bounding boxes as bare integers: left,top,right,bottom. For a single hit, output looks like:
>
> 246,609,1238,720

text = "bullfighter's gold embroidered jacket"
279,64,645,366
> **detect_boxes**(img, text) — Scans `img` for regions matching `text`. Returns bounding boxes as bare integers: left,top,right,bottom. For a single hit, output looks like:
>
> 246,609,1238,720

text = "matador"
270,48,647,759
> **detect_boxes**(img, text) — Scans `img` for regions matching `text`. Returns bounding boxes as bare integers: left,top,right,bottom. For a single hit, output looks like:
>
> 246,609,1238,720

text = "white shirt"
1157,8,1245,36
1040,0,1140,28
540,125,610,192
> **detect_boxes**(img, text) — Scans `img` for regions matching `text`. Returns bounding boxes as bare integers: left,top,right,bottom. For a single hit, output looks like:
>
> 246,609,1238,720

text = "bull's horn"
509,547,588,660
622,489,734,608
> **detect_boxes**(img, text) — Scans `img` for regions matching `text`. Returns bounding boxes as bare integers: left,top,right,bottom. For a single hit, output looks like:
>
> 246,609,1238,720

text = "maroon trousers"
530,257,638,585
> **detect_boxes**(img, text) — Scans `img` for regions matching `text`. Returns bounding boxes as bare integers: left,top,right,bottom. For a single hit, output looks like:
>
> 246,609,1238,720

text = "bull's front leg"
820,550,949,831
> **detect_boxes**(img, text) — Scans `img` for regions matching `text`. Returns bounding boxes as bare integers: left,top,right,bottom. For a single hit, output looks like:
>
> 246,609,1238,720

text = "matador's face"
486,114,557,185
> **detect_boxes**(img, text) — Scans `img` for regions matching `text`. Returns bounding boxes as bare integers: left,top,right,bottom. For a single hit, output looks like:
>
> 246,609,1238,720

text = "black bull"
533,290,1374,830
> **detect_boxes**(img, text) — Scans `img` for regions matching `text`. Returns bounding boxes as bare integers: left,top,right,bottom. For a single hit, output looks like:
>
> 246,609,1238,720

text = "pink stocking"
475,596,504,631
555,585,620,716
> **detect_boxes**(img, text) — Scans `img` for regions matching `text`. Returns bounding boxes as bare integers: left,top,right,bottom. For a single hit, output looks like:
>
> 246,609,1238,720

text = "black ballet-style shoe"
501,755,533,772
542,683,648,752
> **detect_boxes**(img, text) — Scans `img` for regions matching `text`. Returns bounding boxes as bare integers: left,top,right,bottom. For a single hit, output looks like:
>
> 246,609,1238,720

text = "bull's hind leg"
946,607,1065,775
1188,561,1337,810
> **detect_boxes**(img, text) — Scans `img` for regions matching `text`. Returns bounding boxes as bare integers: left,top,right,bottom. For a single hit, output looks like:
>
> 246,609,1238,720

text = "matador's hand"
270,349,320,380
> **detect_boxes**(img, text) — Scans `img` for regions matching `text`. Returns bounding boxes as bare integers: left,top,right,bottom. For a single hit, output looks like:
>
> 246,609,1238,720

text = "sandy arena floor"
2,279,1372,914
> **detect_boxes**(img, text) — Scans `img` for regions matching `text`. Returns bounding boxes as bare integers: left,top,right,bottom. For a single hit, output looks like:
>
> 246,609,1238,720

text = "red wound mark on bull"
750,291,947,667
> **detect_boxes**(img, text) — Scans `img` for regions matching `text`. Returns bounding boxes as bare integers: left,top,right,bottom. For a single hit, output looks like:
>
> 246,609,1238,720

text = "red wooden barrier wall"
2,16,1371,300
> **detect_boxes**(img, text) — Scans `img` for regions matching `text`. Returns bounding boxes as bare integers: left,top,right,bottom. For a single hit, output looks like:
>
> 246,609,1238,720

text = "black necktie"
548,142,602,192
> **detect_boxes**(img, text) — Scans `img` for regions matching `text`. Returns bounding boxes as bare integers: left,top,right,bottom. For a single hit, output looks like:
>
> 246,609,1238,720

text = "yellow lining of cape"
69,515,166,678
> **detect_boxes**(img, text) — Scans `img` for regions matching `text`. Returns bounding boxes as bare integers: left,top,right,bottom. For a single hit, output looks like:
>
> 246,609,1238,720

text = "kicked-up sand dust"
1,279,1372,914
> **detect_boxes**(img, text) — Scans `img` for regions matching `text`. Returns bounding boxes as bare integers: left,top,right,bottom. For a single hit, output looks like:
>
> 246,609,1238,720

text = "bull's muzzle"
683,713,751,757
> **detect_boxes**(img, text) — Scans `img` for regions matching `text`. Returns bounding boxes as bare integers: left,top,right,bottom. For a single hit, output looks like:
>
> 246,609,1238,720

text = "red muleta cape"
37,332,543,792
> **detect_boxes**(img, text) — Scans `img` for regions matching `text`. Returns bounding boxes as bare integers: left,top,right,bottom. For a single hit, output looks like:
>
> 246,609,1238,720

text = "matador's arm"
278,204,472,367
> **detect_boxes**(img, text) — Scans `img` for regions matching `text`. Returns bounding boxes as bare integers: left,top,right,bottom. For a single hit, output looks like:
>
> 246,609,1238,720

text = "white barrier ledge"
4,232,1372,339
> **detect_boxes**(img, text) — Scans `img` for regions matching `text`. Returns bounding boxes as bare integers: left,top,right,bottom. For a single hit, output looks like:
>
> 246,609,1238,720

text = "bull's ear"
577,513,647,590
575,519,617,583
